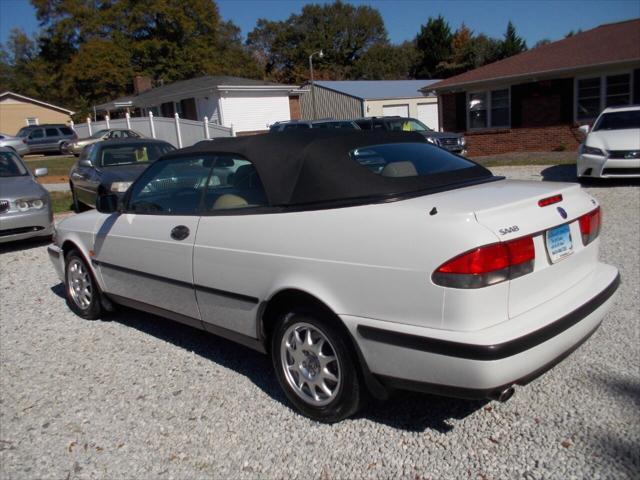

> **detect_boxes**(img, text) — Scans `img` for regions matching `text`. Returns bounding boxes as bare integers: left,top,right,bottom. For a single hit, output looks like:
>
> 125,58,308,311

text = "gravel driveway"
1,165,638,479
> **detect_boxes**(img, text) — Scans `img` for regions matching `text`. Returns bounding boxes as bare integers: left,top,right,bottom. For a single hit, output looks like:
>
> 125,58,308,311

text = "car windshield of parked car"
0,150,28,177
89,129,110,139
98,143,174,167
350,142,475,177
593,110,640,131
16,127,33,137
384,119,433,132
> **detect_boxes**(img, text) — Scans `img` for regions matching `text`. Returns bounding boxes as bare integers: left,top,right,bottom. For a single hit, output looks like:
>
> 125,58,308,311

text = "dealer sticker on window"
546,223,573,263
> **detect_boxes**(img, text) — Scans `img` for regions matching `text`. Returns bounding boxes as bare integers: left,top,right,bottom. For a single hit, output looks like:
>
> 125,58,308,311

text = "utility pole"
309,50,324,120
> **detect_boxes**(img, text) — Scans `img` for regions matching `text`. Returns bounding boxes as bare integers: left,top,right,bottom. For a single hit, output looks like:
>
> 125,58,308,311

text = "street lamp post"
309,49,324,120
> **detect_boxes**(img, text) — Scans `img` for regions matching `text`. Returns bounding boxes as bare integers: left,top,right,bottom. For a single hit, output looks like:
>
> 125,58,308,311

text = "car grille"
438,137,461,148
0,200,9,214
608,150,640,159
603,168,640,176
0,226,45,237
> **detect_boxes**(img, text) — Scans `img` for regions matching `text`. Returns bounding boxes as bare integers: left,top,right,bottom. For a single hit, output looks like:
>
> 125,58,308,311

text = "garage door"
382,104,409,117
417,103,439,131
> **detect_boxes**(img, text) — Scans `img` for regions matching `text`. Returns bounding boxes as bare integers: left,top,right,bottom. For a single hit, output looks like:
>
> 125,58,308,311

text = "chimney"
133,75,153,95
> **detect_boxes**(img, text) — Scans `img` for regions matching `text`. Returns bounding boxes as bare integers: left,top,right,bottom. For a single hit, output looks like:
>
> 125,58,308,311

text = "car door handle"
170,225,190,241
71,172,85,179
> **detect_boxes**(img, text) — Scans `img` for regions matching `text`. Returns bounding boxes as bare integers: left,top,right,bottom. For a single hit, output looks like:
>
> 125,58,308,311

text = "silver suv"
17,124,77,154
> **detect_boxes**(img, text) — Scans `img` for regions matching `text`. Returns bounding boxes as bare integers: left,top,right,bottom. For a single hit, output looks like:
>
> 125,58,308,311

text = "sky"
1,0,639,47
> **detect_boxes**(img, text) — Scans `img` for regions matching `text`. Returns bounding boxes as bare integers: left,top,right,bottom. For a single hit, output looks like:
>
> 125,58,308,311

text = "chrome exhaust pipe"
491,386,515,403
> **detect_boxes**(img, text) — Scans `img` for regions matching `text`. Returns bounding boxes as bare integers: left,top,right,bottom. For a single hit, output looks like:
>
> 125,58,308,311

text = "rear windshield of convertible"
350,142,476,178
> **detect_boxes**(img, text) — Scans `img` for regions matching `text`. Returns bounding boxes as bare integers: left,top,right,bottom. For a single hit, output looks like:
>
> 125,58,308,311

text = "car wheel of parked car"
59,141,69,155
64,250,103,320
272,309,361,423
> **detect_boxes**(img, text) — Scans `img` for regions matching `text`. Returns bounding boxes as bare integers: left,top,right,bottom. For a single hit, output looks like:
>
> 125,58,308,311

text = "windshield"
351,142,475,177
17,127,33,137
384,118,432,132
593,110,640,131
98,143,175,167
90,129,110,139
0,150,28,177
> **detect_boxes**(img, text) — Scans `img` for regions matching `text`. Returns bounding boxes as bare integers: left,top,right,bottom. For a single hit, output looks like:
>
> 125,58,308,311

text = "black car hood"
100,163,150,184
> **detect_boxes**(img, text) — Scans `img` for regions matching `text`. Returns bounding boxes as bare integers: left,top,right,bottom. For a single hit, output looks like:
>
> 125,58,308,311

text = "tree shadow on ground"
541,164,640,187
50,283,485,432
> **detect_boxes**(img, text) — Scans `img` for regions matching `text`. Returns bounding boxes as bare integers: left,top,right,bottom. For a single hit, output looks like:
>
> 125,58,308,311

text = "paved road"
1,165,638,479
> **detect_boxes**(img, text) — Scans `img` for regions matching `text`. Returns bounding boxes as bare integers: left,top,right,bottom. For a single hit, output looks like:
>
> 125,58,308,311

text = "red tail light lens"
433,236,535,288
579,207,601,246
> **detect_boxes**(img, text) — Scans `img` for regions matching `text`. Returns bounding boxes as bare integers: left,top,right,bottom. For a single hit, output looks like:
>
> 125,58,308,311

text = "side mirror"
578,124,590,135
34,167,48,177
96,193,120,214
79,158,93,168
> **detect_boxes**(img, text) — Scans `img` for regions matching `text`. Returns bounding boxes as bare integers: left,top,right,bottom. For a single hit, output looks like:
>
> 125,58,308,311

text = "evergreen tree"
413,16,453,78
500,21,527,58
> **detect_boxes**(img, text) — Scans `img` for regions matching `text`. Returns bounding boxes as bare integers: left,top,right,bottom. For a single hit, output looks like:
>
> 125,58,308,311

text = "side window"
204,155,268,211
45,128,59,137
128,156,214,215
30,129,44,139
59,127,73,135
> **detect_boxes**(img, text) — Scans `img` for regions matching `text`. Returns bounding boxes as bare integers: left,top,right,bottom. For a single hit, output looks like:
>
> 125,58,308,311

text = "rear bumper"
343,263,619,399
578,153,640,178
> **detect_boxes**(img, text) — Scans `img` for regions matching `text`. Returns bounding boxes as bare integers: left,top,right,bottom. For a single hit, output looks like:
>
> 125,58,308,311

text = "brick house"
428,19,640,156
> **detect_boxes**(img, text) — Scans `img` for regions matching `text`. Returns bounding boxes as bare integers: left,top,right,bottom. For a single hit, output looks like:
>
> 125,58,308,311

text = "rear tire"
271,308,361,423
64,250,103,320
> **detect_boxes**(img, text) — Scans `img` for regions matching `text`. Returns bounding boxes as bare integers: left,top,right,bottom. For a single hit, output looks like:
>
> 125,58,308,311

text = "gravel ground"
1,165,638,479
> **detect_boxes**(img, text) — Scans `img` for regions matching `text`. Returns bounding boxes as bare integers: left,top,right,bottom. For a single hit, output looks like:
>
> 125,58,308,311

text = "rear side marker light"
433,236,535,289
579,207,601,246
538,194,563,207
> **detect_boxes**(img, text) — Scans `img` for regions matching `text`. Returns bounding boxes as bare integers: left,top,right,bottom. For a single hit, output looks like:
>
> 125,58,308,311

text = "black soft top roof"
166,130,492,206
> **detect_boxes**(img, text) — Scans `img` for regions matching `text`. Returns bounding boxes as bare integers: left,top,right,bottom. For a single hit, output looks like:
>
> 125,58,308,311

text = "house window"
26,117,38,126
605,74,630,107
468,89,510,129
576,73,632,121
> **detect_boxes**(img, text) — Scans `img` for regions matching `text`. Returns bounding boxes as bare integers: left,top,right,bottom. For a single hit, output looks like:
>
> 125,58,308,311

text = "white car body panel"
50,166,619,400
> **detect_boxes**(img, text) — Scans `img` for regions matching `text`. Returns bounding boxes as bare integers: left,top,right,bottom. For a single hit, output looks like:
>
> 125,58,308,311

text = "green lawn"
49,191,73,214
23,155,76,177
471,151,577,167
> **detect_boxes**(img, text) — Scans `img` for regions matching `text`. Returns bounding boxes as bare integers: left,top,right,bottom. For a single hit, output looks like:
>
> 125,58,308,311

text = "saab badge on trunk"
557,206,568,219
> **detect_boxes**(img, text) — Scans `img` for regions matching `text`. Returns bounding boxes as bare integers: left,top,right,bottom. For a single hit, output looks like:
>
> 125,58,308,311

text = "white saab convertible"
48,131,619,422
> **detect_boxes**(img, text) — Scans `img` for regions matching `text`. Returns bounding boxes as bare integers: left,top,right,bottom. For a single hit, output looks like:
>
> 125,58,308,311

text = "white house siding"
365,97,440,130
219,91,291,132
382,104,409,117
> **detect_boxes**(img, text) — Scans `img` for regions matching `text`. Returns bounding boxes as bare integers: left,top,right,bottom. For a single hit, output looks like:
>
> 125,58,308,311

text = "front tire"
271,309,362,423
64,250,103,319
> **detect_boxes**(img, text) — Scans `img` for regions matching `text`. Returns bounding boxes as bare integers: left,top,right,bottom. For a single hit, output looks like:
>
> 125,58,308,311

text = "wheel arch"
259,287,388,400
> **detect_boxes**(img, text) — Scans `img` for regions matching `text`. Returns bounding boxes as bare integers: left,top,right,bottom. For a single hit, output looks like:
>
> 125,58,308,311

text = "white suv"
577,105,640,179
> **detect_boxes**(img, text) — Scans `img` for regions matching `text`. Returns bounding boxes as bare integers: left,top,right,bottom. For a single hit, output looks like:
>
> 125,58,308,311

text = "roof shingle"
431,18,640,91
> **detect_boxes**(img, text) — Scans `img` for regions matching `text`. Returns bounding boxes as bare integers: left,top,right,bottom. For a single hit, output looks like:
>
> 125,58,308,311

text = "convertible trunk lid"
424,179,601,319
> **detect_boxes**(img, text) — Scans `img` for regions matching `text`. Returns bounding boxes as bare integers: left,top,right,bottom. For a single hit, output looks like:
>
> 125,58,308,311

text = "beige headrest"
212,194,248,210
381,161,418,178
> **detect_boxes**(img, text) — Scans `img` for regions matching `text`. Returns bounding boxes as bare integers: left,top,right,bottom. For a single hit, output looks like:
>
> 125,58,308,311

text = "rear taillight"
433,236,535,289
579,207,601,246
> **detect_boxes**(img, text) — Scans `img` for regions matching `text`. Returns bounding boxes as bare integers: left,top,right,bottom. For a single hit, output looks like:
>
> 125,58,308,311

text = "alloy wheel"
280,322,342,406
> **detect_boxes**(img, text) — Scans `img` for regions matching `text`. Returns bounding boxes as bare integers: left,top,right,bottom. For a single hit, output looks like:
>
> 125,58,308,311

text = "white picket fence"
71,112,233,148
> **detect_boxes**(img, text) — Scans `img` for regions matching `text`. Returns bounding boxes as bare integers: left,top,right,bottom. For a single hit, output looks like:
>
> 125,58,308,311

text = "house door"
417,103,440,131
